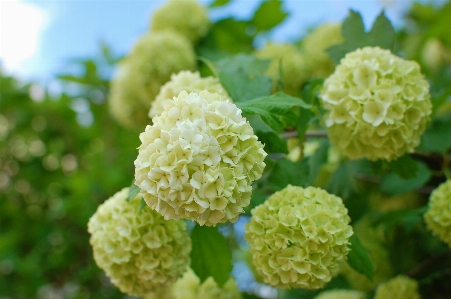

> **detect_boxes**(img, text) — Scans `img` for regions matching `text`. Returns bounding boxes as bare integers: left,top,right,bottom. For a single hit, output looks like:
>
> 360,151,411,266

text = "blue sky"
0,0,443,83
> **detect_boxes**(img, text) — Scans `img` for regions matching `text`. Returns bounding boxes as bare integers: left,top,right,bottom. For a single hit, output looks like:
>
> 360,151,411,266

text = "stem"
406,251,451,279
281,130,328,139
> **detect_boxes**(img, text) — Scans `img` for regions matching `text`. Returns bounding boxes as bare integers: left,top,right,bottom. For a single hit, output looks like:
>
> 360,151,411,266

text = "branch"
281,130,327,139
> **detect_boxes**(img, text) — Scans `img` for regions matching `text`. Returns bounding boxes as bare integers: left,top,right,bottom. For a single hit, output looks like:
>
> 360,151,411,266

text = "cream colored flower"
135,91,266,226
170,268,241,299
303,23,344,78
244,185,353,289
256,43,309,95
150,0,210,43
87,188,191,297
149,71,228,119
374,275,421,299
424,179,451,248
313,289,366,299
320,46,432,161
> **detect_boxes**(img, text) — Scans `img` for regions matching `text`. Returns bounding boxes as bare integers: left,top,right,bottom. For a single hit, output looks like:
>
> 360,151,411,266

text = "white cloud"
0,0,48,77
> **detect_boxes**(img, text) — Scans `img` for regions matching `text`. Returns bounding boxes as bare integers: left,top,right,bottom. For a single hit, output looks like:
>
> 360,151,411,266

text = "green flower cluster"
244,185,353,289
87,188,191,296
256,43,309,95
374,275,421,299
150,0,210,44
320,46,431,161
135,91,267,226
149,71,228,119
313,289,366,299
424,179,451,248
171,268,242,299
303,23,344,78
109,31,196,128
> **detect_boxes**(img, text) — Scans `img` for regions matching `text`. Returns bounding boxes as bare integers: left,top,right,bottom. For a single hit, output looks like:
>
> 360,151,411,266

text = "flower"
244,185,353,289
256,43,309,95
374,275,421,299
303,23,344,78
87,188,191,297
108,30,196,128
424,179,451,248
320,46,432,161
149,71,228,119
135,91,267,226
170,268,242,299
313,289,366,299
150,0,210,44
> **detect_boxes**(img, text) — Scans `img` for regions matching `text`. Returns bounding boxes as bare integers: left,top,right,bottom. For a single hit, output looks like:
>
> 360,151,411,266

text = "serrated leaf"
237,93,311,130
308,140,329,185
347,235,374,281
420,118,451,153
266,157,309,192
381,161,431,195
190,225,233,287
256,131,288,154
326,160,362,199
127,183,140,202
214,54,272,102
252,0,288,32
387,155,418,179
209,0,230,7
367,11,395,49
341,10,366,45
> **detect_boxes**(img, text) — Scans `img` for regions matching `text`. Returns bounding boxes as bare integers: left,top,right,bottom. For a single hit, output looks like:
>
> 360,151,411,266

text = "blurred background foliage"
1,0,451,298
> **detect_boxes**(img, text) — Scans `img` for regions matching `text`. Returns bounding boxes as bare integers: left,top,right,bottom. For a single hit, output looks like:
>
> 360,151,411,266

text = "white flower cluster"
374,275,421,299
87,188,191,296
244,185,353,289
320,46,432,161
135,91,267,226
149,71,228,119
424,179,451,248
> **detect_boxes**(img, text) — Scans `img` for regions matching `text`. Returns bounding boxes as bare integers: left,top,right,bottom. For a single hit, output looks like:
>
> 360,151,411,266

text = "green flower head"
424,179,451,248
135,91,267,226
320,46,432,161
149,70,228,119
87,188,191,296
374,275,421,299
244,185,353,289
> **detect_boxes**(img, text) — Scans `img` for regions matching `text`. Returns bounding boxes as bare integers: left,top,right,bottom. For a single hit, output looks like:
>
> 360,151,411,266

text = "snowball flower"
150,0,210,43
87,188,191,297
374,275,421,299
256,43,309,95
313,289,366,299
244,185,353,289
149,71,229,119
135,91,267,226
320,46,432,161
303,23,344,78
424,179,451,248
171,268,242,299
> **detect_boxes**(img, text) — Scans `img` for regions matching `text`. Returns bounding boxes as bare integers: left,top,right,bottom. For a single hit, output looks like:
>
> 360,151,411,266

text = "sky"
0,0,443,83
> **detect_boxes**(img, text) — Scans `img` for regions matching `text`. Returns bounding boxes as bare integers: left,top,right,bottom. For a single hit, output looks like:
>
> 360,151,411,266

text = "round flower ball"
129,30,196,108
320,46,432,161
87,188,191,297
170,268,242,299
374,275,421,299
135,90,267,226
244,185,353,289
150,0,210,44
303,23,344,78
313,289,366,299
109,59,151,128
256,43,309,95
424,179,451,248
149,70,228,119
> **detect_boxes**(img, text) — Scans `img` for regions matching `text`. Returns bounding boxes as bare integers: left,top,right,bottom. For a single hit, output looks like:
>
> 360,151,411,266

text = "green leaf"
420,118,451,153
257,131,288,154
237,92,311,130
381,161,431,195
209,0,230,7
326,160,362,199
367,11,396,50
127,183,140,202
387,155,419,180
139,198,147,211
266,157,309,192
252,0,288,32
373,206,427,233
190,225,233,287
214,54,272,102
341,10,366,45
308,140,329,185
347,235,374,281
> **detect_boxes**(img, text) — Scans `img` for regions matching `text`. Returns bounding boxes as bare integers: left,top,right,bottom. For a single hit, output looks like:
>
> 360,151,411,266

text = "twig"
281,130,328,139
406,251,451,279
